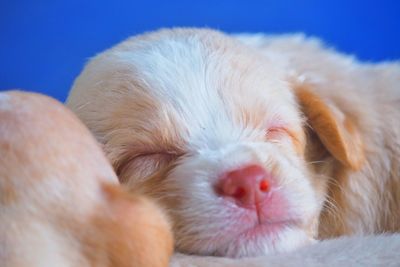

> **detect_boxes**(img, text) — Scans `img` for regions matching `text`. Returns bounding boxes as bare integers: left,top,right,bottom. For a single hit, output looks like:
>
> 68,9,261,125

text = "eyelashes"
118,124,296,180
136,151,180,160
132,151,178,168
266,126,304,154
265,127,289,141
130,151,179,173
116,151,179,181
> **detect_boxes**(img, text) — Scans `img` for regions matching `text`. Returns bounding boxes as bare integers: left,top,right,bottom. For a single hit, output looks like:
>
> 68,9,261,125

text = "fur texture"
0,91,173,267
66,28,400,259
170,234,400,267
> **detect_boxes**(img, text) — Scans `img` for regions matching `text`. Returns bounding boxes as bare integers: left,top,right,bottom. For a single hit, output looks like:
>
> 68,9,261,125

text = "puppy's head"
67,28,363,257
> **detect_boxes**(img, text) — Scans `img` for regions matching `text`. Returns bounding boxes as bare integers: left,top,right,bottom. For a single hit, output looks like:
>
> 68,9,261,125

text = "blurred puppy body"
0,91,173,267
67,28,400,257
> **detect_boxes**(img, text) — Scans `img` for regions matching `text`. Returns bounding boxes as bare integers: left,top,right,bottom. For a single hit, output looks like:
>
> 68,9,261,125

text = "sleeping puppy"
0,91,173,267
67,28,400,258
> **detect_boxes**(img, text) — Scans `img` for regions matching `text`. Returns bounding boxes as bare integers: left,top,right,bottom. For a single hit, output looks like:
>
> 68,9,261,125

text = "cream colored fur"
66,28,400,265
0,91,173,267
235,33,400,236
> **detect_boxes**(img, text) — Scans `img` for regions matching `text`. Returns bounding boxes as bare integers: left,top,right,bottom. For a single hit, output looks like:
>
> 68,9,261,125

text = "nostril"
259,179,270,192
233,187,246,199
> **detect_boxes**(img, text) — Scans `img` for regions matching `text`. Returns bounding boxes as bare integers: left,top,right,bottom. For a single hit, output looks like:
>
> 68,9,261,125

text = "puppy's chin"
218,227,315,257
176,223,315,258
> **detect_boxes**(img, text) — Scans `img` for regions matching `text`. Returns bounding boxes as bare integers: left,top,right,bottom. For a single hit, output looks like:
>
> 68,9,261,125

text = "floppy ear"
295,85,364,170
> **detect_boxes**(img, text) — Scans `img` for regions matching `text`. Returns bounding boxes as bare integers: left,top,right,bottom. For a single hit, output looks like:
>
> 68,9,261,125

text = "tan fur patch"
296,85,364,170
84,183,174,267
287,128,306,156
1,91,173,266
318,166,351,238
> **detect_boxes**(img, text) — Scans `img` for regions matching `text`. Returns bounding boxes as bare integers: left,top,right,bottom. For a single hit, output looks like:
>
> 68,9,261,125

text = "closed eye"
266,127,289,141
133,151,178,164
116,151,180,181
266,126,304,154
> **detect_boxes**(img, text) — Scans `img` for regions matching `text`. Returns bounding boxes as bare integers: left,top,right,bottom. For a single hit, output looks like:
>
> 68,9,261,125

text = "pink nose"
218,165,271,207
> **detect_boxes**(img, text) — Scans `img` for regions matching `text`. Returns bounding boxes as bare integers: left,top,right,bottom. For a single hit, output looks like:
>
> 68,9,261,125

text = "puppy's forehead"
117,32,296,147
126,35,224,117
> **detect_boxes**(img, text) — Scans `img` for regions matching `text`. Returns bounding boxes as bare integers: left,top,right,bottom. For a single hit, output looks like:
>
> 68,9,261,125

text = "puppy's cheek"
276,158,320,222
156,164,225,254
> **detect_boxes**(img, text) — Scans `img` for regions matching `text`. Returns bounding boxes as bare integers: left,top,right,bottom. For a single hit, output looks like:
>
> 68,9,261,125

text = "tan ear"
295,85,364,170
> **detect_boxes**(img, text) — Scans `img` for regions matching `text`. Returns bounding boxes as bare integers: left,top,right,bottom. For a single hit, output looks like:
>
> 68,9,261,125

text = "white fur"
66,28,400,262
68,29,320,257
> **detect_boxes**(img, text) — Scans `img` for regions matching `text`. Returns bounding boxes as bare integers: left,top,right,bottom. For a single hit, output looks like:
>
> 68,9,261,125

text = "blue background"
1,1,399,102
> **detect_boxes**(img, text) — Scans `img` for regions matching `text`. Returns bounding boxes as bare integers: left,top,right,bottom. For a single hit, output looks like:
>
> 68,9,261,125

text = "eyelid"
266,126,304,153
266,126,288,139
116,150,179,178
267,126,287,133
